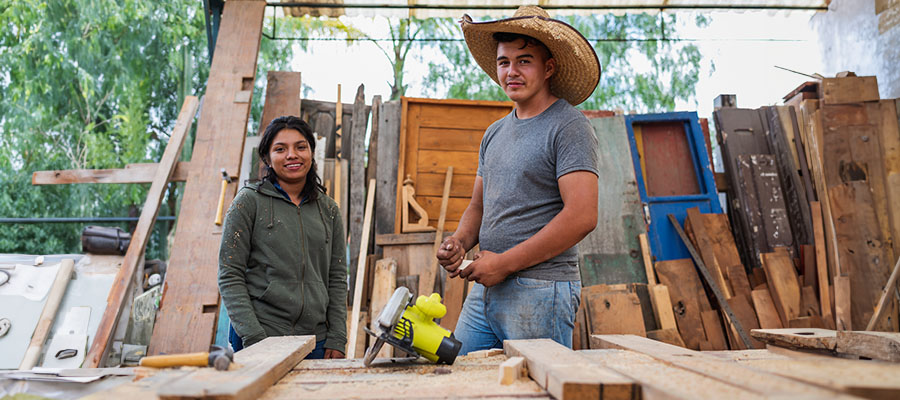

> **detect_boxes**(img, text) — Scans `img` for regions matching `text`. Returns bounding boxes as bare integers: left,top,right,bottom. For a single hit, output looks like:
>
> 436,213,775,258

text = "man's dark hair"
258,115,326,201
492,32,552,60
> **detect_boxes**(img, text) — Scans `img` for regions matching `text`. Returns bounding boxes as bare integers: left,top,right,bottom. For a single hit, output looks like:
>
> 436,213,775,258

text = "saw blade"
363,337,385,367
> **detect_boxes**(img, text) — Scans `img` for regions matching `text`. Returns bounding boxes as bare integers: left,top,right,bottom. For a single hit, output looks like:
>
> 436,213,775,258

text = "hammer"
214,168,233,226
139,345,234,371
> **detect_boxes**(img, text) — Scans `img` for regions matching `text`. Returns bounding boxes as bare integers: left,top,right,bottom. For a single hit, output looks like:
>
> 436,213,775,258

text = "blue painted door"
625,112,722,262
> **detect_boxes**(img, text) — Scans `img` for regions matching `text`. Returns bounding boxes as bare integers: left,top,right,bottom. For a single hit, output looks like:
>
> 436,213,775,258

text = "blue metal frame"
625,112,722,262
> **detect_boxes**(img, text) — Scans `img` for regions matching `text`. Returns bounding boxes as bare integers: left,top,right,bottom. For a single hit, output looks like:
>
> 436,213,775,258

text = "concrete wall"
811,0,900,99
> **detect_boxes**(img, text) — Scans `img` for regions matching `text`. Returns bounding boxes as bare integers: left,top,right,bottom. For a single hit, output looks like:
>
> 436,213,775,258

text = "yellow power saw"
363,287,462,367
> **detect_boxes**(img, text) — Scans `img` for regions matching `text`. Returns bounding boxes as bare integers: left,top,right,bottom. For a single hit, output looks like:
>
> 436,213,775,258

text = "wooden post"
334,84,343,210
19,259,75,370
347,179,376,358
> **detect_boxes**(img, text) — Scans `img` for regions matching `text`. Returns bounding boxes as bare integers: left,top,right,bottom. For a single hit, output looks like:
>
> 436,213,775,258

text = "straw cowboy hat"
460,5,601,106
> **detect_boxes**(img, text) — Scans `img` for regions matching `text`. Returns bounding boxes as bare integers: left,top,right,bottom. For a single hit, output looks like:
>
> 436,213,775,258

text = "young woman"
218,116,346,358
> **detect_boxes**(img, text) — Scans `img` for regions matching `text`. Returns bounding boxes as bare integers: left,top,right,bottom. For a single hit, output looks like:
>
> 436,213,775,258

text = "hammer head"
208,345,234,371
220,168,232,183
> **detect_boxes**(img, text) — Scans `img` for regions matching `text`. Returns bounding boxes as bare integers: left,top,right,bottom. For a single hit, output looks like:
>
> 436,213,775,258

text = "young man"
436,6,601,353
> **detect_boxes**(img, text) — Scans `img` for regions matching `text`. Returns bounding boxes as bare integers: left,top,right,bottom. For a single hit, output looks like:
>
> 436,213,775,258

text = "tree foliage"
0,2,319,257
423,13,711,112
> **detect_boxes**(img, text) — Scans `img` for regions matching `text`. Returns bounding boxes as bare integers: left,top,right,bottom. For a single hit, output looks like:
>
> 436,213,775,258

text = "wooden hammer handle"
214,178,228,226
140,352,209,368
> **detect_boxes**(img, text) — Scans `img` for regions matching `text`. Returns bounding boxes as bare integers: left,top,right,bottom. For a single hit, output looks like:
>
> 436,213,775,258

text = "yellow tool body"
395,293,455,363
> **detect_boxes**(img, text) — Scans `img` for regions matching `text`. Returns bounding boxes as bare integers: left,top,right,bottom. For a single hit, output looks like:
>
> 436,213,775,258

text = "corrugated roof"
272,0,829,19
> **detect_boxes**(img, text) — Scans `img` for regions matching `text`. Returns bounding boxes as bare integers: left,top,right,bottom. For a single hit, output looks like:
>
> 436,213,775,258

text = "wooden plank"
819,76,880,105
761,249,802,328
647,284,677,331
417,127,484,152
800,285,821,319
766,107,813,247
348,84,369,298
726,295,763,349
32,162,191,185
374,101,400,237
638,233,655,285
504,339,639,400
156,336,315,400
591,334,856,399
573,300,587,350
725,264,752,300
878,100,900,266
347,179,376,359
369,258,396,359
830,182,893,331
583,290,646,337
801,105,842,282
686,208,732,298
582,349,767,400
836,331,900,362
751,289,784,329
416,172,475,198
810,201,834,323
749,328,836,350
700,310,728,350
148,1,265,356
801,245,817,290
257,71,301,133
87,97,198,366
737,356,900,399
19,259,75,370
834,275,852,331
645,328,685,348
423,167,452,301
655,259,709,350
736,154,795,260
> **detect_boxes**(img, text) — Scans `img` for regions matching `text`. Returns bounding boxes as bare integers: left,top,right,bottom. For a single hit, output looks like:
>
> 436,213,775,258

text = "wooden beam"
347,179,376,359
592,334,856,399
86,96,199,367
504,339,639,400
155,336,315,400
348,84,369,300
32,162,191,185
148,0,266,356
810,201,834,324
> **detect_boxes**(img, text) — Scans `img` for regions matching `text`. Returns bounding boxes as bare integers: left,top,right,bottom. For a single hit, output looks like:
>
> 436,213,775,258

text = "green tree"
423,14,711,112
0,2,341,257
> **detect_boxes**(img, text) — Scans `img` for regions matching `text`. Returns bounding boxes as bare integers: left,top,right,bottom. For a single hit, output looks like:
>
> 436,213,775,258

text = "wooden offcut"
369,258,397,359
749,328,837,351
148,0,266,356
647,284,678,331
87,96,199,366
761,249,802,328
836,330,900,362
751,289,784,329
498,356,526,385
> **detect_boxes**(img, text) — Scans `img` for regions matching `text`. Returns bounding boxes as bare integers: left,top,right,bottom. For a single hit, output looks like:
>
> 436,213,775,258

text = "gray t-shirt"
477,98,599,281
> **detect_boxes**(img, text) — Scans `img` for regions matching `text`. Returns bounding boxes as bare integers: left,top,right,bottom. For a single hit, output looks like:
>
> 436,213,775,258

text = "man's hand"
458,250,511,287
324,349,344,359
436,236,466,276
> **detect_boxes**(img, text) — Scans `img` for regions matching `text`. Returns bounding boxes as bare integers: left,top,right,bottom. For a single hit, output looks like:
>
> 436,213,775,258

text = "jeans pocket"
514,276,554,288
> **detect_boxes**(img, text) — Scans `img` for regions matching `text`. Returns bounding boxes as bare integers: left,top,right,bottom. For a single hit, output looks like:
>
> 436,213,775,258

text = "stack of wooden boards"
713,74,900,335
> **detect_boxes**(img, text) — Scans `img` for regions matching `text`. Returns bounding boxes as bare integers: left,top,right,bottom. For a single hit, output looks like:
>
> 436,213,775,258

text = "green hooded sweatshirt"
218,180,347,351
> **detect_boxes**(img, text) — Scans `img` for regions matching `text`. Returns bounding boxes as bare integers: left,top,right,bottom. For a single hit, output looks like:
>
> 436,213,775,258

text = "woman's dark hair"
258,115,326,201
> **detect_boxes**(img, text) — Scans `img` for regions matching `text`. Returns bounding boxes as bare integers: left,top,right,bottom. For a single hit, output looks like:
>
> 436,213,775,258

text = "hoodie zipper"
294,201,309,330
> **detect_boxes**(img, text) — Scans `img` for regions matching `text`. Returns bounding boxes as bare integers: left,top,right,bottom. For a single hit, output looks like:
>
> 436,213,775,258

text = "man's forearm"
453,202,482,252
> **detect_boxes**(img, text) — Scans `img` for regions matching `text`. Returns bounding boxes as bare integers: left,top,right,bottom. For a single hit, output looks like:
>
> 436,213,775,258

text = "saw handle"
139,351,209,368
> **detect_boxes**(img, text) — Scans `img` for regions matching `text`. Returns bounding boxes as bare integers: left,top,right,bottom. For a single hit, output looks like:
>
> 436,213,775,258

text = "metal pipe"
0,217,176,224
267,2,828,11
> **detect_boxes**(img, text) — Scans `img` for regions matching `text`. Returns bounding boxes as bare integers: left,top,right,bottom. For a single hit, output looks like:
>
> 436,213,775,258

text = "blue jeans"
453,276,581,355
229,325,327,359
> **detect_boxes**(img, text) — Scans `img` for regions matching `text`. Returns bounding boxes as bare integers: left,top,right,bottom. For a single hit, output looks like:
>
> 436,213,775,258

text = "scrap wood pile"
574,74,900,352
